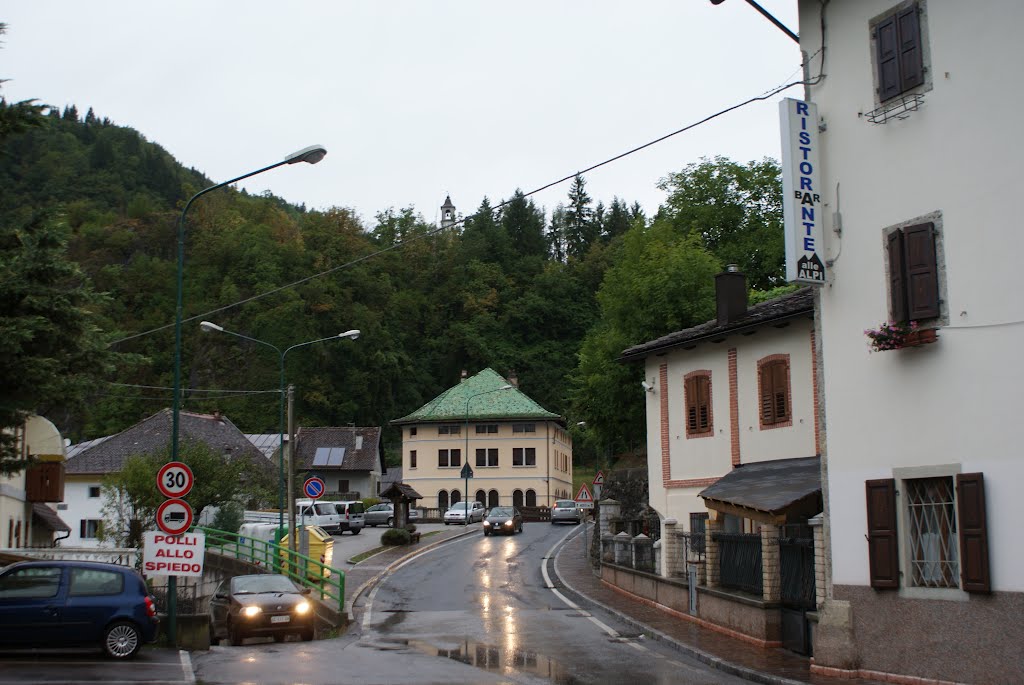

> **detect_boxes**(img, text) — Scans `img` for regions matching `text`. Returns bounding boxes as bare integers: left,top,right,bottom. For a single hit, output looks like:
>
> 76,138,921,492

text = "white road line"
179,650,195,684
543,524,620,637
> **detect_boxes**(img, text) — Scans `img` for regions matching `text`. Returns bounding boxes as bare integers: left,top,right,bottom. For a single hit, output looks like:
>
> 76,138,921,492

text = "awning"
32,503,71,532
699,456,821,517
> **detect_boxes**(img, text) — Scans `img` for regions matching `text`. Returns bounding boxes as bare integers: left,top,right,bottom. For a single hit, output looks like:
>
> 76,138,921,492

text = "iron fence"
714,532,762,595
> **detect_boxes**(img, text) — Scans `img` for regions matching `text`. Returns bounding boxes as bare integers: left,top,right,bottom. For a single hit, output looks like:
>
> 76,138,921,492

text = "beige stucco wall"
401,420,572,507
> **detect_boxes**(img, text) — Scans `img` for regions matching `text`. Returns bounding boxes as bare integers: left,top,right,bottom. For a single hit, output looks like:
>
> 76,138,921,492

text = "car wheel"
386,517,394,527
352,528,360,535
301,627,314,641
483,530,490,536
445,522,449,526
228,619,244,646
208,618,218,647
273,633,286,643
103,621,142,660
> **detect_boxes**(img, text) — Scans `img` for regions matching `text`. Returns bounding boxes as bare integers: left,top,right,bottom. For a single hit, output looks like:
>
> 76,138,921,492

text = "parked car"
326,500,365,534
551,499,582,525
364,503,420,527
443,501,485,525
208,573,314,646
0,560,159,659
483,507,523,536
295,499,342,533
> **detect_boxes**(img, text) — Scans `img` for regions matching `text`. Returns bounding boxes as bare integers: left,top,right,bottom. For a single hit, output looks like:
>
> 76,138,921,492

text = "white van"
325,501,365,535
295,499,343,533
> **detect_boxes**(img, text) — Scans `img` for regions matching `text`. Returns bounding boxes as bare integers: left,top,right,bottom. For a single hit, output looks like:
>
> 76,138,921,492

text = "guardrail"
197,527,345,613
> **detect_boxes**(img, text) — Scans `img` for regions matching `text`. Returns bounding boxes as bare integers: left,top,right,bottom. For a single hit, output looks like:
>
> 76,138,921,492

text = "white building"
794,1,1023,682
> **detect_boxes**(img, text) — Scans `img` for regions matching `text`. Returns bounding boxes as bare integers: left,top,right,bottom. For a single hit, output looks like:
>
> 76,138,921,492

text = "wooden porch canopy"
379,482,422,502
699,456,821,525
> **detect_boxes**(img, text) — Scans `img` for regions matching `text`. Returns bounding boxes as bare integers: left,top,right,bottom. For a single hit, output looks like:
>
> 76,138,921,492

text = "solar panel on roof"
313,447,332,466
327,447,346,466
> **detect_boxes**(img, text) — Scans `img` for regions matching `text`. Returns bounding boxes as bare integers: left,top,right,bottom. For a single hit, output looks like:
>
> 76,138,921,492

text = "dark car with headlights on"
482,507,523,536
0,560,159,659
209,574,314,645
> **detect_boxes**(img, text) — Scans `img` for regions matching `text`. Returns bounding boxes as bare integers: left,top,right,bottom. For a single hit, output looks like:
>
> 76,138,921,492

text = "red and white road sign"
142,530,205,577
157,461,194,499
303,476,326,499
592,470,605,486
575,483,593,503
156,498,194,535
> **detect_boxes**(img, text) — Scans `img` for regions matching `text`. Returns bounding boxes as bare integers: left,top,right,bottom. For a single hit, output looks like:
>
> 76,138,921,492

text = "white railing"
1,547,140,567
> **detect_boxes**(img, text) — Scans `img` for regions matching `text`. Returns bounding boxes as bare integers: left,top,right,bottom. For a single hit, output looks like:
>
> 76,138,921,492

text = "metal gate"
779,532,815,655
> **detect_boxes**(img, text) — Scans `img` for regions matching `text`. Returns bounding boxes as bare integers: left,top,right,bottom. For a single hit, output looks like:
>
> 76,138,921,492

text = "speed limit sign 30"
157,461,194,499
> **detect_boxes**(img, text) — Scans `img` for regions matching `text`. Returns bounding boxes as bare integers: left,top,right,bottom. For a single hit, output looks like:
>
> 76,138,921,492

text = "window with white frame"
438,448,461,468
512,447,536,466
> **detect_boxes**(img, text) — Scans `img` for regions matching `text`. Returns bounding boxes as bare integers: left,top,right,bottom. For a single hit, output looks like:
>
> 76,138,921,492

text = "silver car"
443,501,485,525
364,503,420,527
550,499,582,525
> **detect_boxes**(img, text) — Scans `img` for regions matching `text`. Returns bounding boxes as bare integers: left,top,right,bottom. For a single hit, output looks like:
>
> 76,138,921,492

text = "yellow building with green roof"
391,368,573,510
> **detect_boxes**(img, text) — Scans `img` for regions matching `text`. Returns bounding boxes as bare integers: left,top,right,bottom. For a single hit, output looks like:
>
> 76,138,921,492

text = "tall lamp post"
463,385,512,511
199,322,360,533
171,145,327,467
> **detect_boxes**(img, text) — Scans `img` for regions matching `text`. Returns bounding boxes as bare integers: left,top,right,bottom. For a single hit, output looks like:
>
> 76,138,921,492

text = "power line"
111,74,817,347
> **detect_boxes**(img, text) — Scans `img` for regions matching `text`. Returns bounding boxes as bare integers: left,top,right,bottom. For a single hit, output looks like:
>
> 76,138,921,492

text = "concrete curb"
551,526,806,685
345,526,479,617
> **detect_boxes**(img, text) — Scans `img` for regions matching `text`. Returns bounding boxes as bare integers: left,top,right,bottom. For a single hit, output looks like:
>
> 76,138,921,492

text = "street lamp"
463,385,513,513
170,145,328,467
199,321,359,533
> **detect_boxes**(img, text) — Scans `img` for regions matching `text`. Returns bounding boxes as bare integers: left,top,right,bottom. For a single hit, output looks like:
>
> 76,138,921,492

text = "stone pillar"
705,517,722,588
653,539,661,576
661,518,679,577
614,531,631,566
601,499,621,537
808,514,825,610
632,533,652,572
601,533,615,563
760,523,781,603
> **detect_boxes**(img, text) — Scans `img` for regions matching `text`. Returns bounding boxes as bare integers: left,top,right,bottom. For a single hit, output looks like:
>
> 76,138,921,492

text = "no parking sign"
303,476,326,499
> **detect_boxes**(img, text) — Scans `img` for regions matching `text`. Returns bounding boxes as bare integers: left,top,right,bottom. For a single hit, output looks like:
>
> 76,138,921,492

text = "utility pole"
287,384,297,554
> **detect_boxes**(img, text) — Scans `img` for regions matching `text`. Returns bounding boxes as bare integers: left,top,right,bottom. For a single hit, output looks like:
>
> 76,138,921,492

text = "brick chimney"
715,265,747,325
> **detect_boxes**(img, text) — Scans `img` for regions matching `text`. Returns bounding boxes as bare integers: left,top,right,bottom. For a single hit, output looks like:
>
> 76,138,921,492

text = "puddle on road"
381,638,586,685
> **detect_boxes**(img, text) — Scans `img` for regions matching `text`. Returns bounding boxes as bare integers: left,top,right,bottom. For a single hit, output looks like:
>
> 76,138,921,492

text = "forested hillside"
0,102,789,465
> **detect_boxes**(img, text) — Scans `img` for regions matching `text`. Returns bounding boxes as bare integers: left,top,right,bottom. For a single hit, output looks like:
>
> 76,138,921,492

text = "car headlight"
242,605,261,618
504,521,513,527
483,521,491,527
294,601,311,615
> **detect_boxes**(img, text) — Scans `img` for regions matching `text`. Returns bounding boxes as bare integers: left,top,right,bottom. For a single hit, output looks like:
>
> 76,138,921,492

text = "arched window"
488,490,499,508
513,490,524,508
525,489,537,507
451,489,461,505
438,490,449,510
475,489,486,506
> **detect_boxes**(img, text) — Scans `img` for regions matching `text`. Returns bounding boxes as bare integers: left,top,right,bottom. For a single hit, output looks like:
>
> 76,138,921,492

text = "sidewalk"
551,525,885,685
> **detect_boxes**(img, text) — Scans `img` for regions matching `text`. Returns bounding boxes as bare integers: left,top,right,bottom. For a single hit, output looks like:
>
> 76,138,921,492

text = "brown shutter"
759,364,773,423
896,4,924,93
875,14,901,101
887,230,908,323
80,520,87,538
772,361,789,420
698,376,711,431
686,377,698,432
903,222,939,320
956,473,991,593
866,479,900,589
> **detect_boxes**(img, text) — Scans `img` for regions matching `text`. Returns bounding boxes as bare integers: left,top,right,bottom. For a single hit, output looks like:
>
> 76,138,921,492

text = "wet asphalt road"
1,524,752,685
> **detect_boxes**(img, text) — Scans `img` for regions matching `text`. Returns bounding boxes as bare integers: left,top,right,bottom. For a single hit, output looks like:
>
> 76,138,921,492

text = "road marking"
179,650,195,684
542,524,619,637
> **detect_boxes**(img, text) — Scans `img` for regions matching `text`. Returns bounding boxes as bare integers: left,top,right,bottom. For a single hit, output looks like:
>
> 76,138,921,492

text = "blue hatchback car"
0,560,160,659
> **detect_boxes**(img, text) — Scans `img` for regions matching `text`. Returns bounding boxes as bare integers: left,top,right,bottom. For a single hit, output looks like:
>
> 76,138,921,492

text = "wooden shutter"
956,473,991,593
773,362,789,420
887,230,908,323
903,222,939,320
697,376,710,431
866,479,900,589
875,14,901,101
896,5,924,93
686,376,699,432
759,364,773,423
80,520,87,538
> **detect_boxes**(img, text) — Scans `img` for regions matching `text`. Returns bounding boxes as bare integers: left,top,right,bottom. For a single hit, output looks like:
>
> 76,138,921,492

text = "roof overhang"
699,456,821,523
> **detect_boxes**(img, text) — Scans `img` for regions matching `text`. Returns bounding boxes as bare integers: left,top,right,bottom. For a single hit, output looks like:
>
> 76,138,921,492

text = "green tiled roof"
391,368,561,424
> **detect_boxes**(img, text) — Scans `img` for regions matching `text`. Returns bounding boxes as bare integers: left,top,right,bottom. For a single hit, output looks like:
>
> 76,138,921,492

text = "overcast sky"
3,2,801,226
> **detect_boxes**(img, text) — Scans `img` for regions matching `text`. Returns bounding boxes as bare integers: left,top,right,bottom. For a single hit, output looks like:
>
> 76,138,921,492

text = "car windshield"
232,575,299,594
489,508,514,517
448,503,469,512
556,500,576,508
